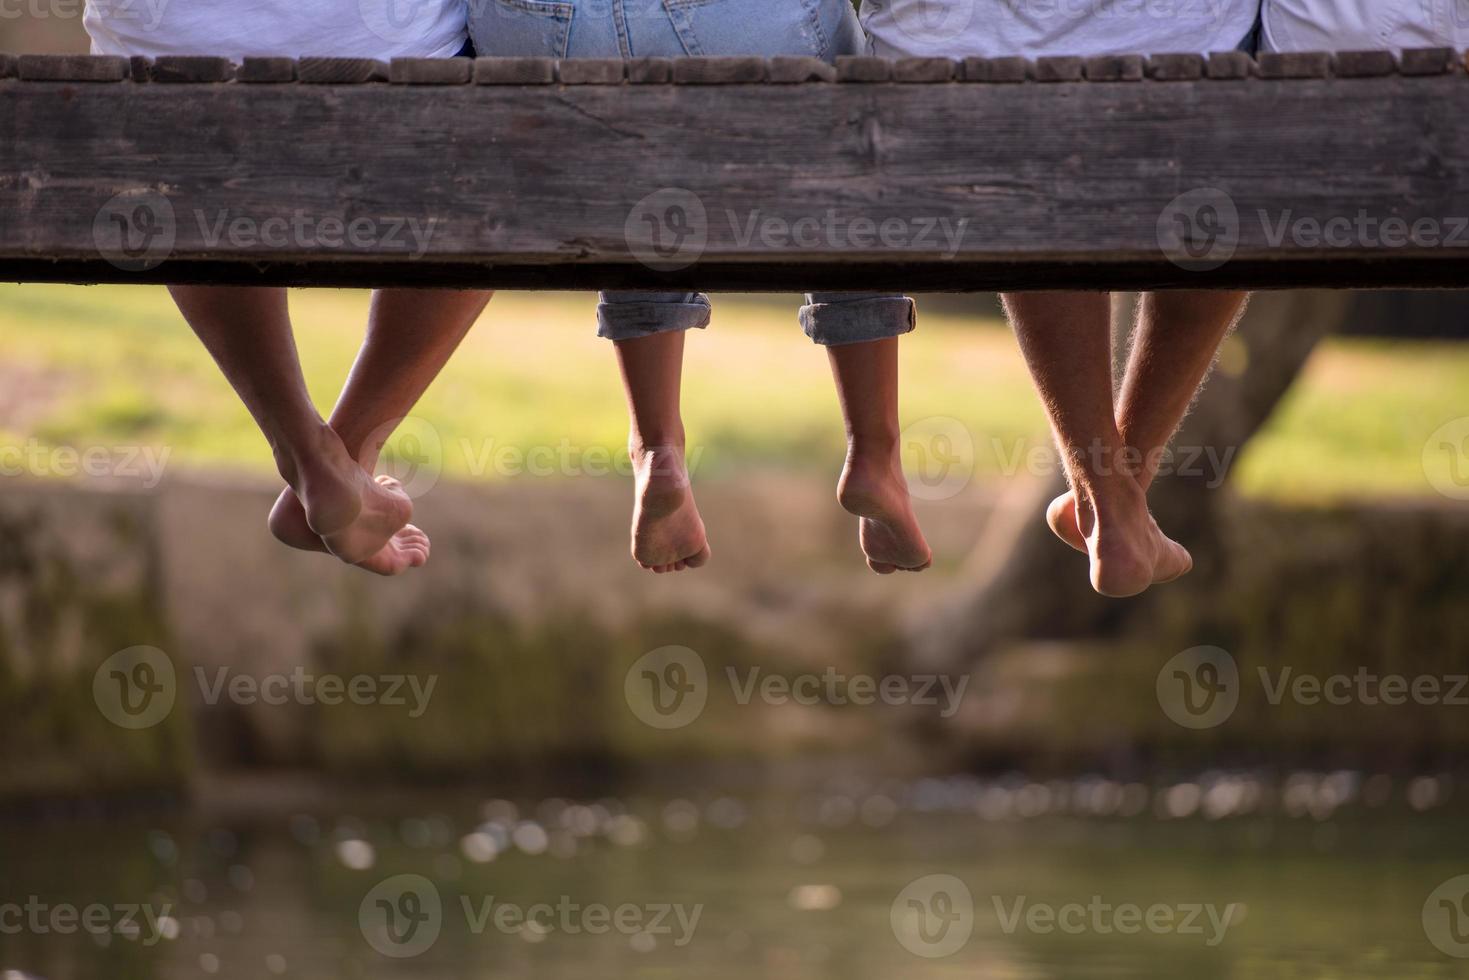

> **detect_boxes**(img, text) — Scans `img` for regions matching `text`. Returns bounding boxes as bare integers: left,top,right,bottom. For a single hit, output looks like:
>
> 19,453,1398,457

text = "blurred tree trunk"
908,290,1354,674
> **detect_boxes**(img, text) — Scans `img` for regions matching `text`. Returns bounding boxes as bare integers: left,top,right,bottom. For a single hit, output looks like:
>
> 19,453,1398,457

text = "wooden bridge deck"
2,49,1467,291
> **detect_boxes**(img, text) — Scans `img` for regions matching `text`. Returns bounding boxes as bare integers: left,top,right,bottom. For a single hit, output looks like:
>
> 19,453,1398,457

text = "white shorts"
861,0,1263,60
1263,0,1469,52
84,0,467,60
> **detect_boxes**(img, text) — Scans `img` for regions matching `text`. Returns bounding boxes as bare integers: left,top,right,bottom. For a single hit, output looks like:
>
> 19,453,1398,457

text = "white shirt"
862,0,1262,59
1263,0,1469,52
85,0,466,60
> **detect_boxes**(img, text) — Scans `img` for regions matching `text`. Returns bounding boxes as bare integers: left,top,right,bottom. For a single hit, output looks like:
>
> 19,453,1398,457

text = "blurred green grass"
0,282,1464,501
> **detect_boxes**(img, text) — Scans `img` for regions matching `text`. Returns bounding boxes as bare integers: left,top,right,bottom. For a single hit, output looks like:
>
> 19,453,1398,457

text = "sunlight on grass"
0,282,1464,502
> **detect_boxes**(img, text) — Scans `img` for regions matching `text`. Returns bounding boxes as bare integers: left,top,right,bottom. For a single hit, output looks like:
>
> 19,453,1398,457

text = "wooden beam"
2,52,1468,291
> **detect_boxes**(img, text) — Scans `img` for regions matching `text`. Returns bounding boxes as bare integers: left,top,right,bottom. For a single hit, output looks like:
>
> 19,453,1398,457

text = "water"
2,775,1467,979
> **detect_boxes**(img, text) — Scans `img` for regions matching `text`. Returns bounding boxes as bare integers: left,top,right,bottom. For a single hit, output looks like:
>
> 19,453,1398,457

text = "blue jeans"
469,0,917,346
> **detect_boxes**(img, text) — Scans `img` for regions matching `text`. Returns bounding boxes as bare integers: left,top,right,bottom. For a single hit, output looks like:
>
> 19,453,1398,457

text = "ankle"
629,428,686,460
273,421,347,491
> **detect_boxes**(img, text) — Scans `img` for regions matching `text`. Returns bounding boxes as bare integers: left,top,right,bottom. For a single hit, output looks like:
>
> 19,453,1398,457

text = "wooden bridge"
2,48,1467,291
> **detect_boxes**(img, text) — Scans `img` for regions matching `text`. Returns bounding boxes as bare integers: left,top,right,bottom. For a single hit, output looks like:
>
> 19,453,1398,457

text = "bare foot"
268,487,429,575
1076,479,1192,598
274,428,414,565
837,448,932,575
629,445,710,573
1046,491,1087,553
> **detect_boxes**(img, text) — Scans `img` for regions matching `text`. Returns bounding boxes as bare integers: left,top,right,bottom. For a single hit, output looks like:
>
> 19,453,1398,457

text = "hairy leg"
1048,290,1250,551
615,330,710,573
827,338,931,574
1002,291,1191,597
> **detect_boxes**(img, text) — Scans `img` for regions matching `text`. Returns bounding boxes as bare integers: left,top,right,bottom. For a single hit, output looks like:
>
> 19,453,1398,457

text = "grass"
0,282,1465,502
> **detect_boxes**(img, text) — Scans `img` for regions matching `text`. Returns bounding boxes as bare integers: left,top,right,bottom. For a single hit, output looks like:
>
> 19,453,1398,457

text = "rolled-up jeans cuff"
596,292,712,341
799,293,916,346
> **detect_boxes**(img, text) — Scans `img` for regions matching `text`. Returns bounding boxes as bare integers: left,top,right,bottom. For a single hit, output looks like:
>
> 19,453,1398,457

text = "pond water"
2,774,1467,979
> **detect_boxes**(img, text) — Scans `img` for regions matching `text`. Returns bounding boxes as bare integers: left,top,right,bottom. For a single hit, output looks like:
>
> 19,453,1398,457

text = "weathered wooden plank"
1258,51,1332,79
893,58,955,83
474,57,555,85
150,56,236,84
1035,56,1084,82
1147,54,1204,81
1333,51,1397,78
298,57,387,83
4,75,1469,290
237,58,297,83
836,56,891,82
557,59,625,84
0,53,15,79
974,56,1031,83
1207,51,1257,80
390,58,471,85
672,56,767,84
1400,47,1456,76
1084,55,1144,82
628,57,673,84
769,56,834,84
17,54,129,82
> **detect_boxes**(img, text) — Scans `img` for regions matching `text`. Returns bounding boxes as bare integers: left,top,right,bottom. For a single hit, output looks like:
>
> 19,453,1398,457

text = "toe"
684,545,712,568
867,559,898,575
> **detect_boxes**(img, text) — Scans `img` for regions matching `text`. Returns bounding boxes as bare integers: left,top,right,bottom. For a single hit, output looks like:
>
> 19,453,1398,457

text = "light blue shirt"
862,0,1263,59
1264,0,1469,52
85,0,467,60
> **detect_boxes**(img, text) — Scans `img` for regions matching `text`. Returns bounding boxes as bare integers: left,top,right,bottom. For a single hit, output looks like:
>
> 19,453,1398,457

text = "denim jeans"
470,0,917,346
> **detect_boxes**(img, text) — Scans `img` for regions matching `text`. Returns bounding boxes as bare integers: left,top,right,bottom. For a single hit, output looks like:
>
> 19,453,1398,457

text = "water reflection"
1,772,1465,979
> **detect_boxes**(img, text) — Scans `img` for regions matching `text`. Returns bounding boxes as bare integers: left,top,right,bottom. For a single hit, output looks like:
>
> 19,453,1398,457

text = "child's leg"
802,292,929,574
827,337,932,574
267,287,493,575
167,284,411,565
613,328,710,573
1047,290,1250,552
